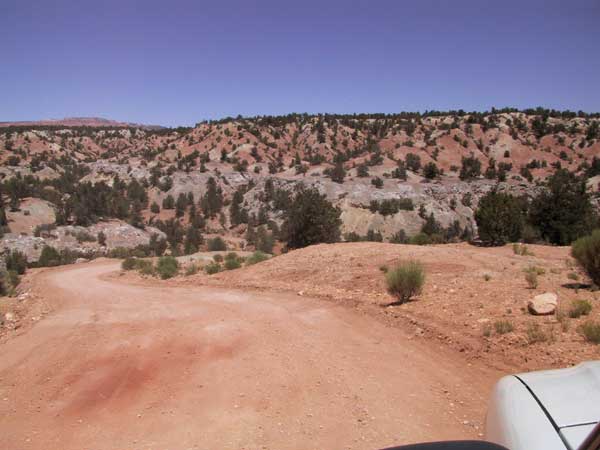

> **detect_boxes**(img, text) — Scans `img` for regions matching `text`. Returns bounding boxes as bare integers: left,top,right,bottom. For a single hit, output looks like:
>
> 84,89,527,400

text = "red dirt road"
0,261,502,450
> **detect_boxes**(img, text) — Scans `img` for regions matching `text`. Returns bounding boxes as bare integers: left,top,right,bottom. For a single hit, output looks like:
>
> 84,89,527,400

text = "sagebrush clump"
385,260,425,304
156,256,179,279
569,299,592,318
571,229,600,287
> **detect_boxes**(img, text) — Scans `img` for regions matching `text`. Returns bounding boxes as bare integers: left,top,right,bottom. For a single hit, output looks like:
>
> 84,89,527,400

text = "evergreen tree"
475,190,524,245
284,186,341,249
529,169,598,245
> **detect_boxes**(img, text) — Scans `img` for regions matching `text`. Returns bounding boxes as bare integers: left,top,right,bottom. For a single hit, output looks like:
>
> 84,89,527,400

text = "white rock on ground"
528,292,558,315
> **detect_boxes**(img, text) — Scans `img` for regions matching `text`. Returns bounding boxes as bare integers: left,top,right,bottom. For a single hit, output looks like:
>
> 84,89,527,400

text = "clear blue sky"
1,0,599,127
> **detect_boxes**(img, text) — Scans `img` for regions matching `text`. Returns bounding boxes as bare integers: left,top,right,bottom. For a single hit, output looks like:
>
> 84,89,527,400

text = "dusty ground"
1,242,599,450
1,258,499,450
181,242,600,372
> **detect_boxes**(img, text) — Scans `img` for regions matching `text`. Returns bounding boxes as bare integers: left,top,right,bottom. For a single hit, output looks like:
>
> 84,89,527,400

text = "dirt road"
0,260,502,450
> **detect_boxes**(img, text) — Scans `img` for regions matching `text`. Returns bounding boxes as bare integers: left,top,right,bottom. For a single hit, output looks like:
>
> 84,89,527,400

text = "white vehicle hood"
517,360,600,450
517,360,600,428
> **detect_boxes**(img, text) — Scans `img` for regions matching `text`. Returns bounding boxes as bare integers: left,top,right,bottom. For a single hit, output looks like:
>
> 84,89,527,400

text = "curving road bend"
0,260,500,450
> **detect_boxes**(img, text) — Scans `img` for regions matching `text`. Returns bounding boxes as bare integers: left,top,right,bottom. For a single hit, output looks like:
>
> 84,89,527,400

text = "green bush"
122,257,137,270
571,229,600,286
205,262,221,274
224,257,242,270
5,250,27,274
213,254,224,263
409,232,432,246
207,237,227,251
246,251,270,266
0,270,19,297
568,299,592,318
38,246,61,267
579,321,600,344
385,260,425,304
156,256,179,279
135,259,155,276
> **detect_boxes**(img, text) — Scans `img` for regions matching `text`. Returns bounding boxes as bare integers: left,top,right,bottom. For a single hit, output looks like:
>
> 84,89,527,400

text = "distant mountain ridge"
0,117,163,129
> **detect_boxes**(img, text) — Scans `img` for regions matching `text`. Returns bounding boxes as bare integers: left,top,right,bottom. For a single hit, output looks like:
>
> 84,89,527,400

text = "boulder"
528,292,558,315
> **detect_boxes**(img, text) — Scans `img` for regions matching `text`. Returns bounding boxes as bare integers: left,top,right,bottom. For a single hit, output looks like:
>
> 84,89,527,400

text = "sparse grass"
513,243,533,256
385,260,425,304
579,321,600,344
525,270,538,289
526,322,551,344
556,308,570,332
494,320,514,334
524,265,545,276
568,299,592,318
185,263,199,276
482,323,492,337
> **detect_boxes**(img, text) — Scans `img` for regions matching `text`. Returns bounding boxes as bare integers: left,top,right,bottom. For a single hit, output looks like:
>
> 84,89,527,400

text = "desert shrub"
385,260,425,304
205,262,221,274
483,274,491,281
512,243,533,256
283,186,341,249
556,308,570,332
526,322,549,344
568,299,592,318
185,264,199,276
5,250,27,274
494,320,514,334
409,232,432,246
224,258,241,270
121,257,137,271
482,323,492,337
74,231,96,243
0,270,20,296
97,231,107,246
135,259,155,276
33,223,56,237
246,251,269,266
579,321,600,344
459,154,482,180
207,237,227,251
38,246,61,267
571,229,600,286
156,256,179,279
213,254,224,263
389,230,408,244
524,270,538,289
